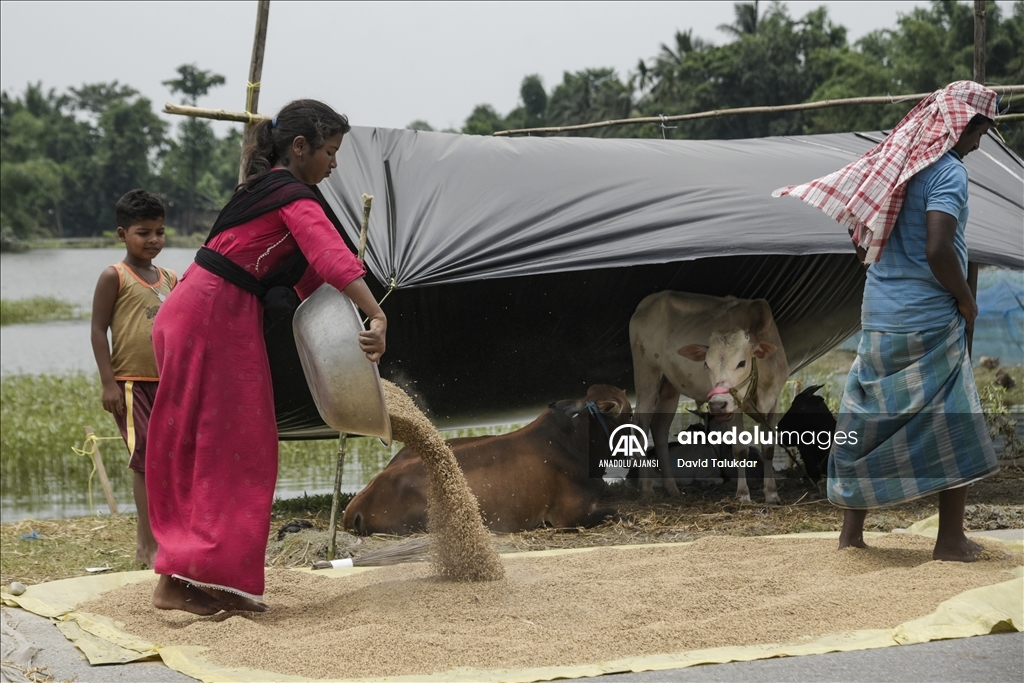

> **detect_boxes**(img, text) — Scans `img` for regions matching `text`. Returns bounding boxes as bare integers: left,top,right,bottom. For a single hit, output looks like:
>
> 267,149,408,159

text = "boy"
90,189,177,568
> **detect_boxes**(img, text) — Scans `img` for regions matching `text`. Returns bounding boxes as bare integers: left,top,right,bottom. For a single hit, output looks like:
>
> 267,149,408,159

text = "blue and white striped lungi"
827,320,998,509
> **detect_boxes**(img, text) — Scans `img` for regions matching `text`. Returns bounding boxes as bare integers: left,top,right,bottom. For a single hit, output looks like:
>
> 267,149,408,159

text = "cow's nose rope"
728,356,770,424
585,401,612,441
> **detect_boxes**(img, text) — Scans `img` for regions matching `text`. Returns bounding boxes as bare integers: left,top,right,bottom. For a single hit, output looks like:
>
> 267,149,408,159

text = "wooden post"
239,0,271,183
84,427,118,516
358,194,373,262
326,433,347,560
968,0,987,359
974,0,986,86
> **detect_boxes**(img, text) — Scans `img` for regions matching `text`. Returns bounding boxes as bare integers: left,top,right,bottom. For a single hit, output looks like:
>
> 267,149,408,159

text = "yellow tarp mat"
2,530,1021,683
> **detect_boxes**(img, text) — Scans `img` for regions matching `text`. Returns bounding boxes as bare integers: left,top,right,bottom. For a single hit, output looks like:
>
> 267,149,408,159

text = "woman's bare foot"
152,575,224,615
135,544,157,569
196,586,270,612
933,535,983,562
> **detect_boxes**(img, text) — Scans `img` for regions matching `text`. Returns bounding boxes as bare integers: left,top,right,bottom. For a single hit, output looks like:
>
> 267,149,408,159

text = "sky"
0,1,1014,134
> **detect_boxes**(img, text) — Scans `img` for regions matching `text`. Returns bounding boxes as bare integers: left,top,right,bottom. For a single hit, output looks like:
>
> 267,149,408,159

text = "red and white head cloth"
772,81,998,263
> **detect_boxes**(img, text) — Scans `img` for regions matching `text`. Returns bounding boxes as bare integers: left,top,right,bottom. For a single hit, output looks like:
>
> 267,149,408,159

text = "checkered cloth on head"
772,81,999,263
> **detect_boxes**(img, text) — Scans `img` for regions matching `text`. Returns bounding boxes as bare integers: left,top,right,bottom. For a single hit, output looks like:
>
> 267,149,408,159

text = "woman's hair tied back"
241,99,350,182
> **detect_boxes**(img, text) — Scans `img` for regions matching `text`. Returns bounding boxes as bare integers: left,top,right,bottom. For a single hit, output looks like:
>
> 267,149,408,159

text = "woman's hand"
342,278,387,362
359,314,387,363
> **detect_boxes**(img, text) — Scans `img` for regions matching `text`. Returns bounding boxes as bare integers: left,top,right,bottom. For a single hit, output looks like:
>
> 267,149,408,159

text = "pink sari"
147,195,365,600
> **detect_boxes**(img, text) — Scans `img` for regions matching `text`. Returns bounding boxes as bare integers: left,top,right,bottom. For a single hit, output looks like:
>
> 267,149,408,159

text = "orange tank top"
110,262,177,381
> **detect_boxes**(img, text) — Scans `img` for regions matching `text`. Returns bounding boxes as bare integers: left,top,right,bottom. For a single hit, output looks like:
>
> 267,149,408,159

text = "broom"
312,535,430,569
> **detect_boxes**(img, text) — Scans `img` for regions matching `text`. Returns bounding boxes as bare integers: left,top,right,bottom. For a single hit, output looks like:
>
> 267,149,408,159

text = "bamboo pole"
358,194,373,262
84,427,118,516
239,0,272,183
326,433,347,560
967,0,987,360
164,103,267,124
974,0,987,87
493,85,1024,137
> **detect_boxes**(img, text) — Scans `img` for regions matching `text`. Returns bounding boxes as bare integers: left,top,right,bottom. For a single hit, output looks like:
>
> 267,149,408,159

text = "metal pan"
292,283,391,445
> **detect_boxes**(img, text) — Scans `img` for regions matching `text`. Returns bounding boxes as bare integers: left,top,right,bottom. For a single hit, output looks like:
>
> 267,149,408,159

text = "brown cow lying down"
343,385,633,535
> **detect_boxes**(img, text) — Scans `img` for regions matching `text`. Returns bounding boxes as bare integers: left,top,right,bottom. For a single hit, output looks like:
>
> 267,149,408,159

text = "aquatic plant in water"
0,297,79,325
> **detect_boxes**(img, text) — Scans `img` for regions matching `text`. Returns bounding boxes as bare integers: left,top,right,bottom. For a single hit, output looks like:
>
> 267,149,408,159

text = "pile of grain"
79,534,1020,680
381,380,504,581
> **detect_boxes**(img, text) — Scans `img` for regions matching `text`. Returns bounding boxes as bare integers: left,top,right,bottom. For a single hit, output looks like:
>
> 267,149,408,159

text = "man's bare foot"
838,509,868,549
152,576,223,615
197,586,270,612
838,534,868,550
933,536,983,562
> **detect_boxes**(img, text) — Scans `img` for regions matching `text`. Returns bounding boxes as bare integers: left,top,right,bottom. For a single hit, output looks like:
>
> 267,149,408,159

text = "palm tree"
718,1,760,39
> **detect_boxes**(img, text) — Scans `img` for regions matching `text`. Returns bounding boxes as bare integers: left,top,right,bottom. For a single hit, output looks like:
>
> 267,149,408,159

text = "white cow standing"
629,291,789,503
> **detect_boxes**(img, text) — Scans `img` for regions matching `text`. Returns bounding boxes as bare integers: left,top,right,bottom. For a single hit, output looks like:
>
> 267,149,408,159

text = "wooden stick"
239,0,272,184
493,85,1024,136
967,0,987,362
358,194,373,262
164,103,267,124
974,0,987,87
327,433,348,560
84,427,118,516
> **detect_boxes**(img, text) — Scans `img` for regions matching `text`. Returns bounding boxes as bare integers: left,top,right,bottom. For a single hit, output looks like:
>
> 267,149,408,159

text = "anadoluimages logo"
607,424,649,458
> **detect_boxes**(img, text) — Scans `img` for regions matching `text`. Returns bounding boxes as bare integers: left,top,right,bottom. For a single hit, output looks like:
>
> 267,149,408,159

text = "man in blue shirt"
832,113,999,562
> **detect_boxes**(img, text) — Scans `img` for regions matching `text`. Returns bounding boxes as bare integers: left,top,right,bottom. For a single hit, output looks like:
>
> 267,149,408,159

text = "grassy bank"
0,297,81,325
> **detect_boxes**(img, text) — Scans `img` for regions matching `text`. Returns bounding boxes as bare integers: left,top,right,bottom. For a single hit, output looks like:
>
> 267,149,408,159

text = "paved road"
578,632,1024,683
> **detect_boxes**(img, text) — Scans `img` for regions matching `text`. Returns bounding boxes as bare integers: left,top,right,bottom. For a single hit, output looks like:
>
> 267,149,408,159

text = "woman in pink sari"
147,100,386,614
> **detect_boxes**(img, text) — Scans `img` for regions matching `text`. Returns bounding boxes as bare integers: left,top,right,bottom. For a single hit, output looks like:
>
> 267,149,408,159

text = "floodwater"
1,248,198,376
0,248,400,521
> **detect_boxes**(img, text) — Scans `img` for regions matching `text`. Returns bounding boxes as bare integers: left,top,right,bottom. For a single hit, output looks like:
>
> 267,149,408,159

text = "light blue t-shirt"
861,151,969,333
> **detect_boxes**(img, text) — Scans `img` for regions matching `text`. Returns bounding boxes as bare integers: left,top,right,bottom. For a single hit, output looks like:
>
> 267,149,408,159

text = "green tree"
162,64,226,233
546,68,632,136
717,1,760,38
462,105,506,136
407,120,434,131
1,81,164,239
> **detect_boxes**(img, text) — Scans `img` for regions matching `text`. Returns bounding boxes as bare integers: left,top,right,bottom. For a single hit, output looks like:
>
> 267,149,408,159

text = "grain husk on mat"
381,380,504,581
78,535,1021,681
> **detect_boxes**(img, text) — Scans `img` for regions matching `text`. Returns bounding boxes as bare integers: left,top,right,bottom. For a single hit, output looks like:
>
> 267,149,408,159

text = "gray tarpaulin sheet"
273,128,1023,437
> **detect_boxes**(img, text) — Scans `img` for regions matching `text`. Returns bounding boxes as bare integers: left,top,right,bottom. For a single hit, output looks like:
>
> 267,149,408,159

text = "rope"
71,433,122,514
728,356,770,425
362,278,397,326
245,80,261,115
245,81,262,126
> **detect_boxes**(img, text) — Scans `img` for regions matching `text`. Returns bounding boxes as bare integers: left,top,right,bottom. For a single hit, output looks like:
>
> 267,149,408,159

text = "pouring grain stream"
380,380,504,581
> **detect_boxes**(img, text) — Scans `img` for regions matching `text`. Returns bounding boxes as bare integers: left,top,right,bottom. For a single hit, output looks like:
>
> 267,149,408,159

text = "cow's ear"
551,398,582,417
747,299,773,336
596,398,631,417
678,344,708,361
752,342,778,359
